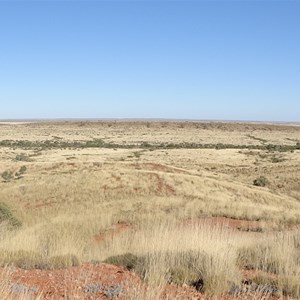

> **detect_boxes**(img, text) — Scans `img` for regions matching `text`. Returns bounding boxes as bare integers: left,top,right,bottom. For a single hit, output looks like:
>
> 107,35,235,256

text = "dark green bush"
253,176,269,187
1,170,14,182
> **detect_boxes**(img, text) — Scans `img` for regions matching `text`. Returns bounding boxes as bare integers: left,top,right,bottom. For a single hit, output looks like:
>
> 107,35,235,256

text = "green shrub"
15,153,33,162
1,171,14,182
253,176,268,187
0,202,22,228
2,167,27,181
15,166,27,179
271,156,285,163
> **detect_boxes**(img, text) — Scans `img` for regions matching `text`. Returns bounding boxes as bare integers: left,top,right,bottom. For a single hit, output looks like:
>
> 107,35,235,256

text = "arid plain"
0,121,300,299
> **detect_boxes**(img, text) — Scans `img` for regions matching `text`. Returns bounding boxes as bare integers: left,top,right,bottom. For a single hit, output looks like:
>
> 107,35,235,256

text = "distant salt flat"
0,121,35,125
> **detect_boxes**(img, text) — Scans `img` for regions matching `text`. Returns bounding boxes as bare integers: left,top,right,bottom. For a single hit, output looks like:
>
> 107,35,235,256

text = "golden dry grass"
0,121,300,299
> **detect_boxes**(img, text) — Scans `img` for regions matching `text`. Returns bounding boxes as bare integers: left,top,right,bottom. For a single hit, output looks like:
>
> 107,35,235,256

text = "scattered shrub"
0,202,22,228
2,166,27,181
15,153,33,162
1,171,14,182
253,176,268,187
15,166,27,179
0,139,299,152
271,156,285,163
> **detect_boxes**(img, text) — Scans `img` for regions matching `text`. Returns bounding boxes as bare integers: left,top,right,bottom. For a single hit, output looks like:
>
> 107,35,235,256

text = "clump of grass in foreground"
100,221,242,296
47,254,80,269
101,220,300,297
104,253,145,272
0,211,114,268
0,250,42,269
237,231,300,298
0,249,80,270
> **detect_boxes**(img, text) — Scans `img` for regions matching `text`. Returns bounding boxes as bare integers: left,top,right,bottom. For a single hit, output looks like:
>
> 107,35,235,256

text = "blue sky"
0,1,299,121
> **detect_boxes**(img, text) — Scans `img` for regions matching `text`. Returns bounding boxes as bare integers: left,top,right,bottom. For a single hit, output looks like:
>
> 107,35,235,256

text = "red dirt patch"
4,263,280,300
7,263,140,299
183,216,269,231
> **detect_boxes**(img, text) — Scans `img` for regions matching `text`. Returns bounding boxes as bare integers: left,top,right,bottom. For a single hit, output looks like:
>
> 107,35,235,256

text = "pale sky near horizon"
0,1,299,121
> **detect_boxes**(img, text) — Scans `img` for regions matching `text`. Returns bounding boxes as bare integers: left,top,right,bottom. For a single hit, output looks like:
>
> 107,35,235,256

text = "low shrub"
15,166,27,179
1,171,14,182
253,176,268,187
0,202,22,228
2,166,27,181
15,153,33,162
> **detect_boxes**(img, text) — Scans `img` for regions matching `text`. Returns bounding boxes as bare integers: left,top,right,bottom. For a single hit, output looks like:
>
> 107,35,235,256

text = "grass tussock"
100,221,242,296
238,231,300,298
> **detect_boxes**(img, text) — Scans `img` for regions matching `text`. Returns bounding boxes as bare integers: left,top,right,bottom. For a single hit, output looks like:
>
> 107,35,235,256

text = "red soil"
4,263,280,300
7,263,139,299
183,216,269,231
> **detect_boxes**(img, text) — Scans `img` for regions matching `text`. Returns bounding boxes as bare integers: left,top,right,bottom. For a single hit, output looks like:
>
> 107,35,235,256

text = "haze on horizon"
0,1,299,122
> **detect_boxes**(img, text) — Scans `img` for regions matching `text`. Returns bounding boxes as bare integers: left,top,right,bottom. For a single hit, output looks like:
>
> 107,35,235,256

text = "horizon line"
0,118,299,125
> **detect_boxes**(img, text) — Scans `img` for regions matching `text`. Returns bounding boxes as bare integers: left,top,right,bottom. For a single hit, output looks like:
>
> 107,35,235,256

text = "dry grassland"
0,121,300,299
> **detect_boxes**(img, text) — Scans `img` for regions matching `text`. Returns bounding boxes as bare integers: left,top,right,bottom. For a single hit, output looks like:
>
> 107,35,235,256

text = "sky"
0,0,299,121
